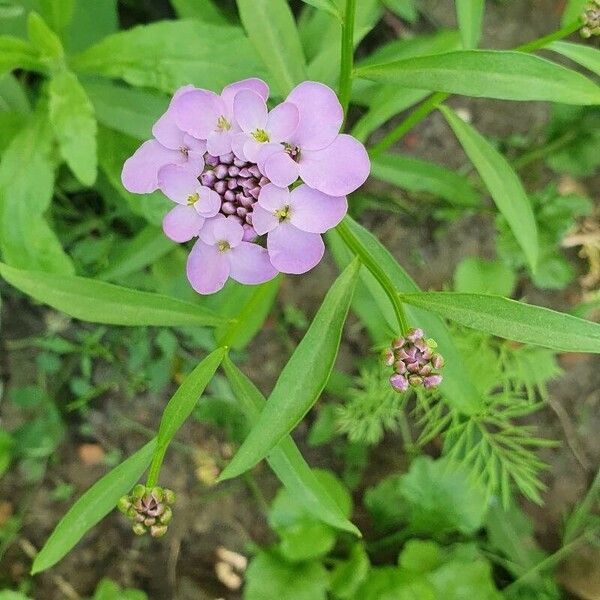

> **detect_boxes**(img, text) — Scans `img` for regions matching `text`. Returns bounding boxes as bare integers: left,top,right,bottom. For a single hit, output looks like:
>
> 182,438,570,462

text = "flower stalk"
338,0,357,117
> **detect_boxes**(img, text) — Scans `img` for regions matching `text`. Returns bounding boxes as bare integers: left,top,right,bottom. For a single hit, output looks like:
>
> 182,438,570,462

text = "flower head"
118,484,176,538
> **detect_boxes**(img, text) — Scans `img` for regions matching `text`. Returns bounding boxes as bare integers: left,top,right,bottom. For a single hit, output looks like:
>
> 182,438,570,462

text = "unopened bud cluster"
581,0,600,37
384,328,444,392
118,484,175,538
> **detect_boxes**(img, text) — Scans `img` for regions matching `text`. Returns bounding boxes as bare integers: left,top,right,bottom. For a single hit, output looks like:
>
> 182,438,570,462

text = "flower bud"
424,375,443,389
118,484,176,538
408,374,423,387
431,353,445,369
383,348,395,367
390,373,409,392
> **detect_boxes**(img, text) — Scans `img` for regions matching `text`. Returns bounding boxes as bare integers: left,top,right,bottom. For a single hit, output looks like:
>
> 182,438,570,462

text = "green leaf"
549,41,600,77
236,0,307,95
355,50,600,105
0,73,30,112
65,0,118,54
356,566,436,599
561,0,588,26
49,70,97,186
170,0,229,24
223,354,360,536
299,0,342,20
455,0,485,49
32,439,157,573
381,0,418,23
0,261,228,327
440,105,539,272
0,35,40,75
454,257,516,296
38,0,75,35
92,579,147,600
330,543,370,599
71,19,266,94
371,153,480,207
399,291,600,353
27,11,63,60
219,260,359,480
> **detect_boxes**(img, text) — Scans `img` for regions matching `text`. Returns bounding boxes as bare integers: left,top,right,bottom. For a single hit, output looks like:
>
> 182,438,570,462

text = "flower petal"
231,132,249,161
222,78,269,115
187,239,231,295
207,130,233,157
264,150,299,188
198,215,224,245
157,164,200,204
229,242,278,284
258,183,290,211
299,134,370,196
163,205,205,243
173,89,222,139
266,101,299,142
242,138,263,163
212,215,244,247
287,81,343,151
267,222,324,274
194,187,222,218
251,204,279,235
152,108,185,150
234,89,268,134
257,142,283,173
121,140,182,194
289,184,347,233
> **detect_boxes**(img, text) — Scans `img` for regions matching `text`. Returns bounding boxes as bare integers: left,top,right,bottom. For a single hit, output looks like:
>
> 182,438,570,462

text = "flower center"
217,115,231,132
252,128,270,143
217,240,231,252
274,205,290,222
179,146,189,157
187,192,199,205
284,143,301,162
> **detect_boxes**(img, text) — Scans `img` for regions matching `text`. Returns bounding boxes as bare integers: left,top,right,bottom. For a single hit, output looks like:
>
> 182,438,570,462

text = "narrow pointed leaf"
299,0,342,20
549,41,600,77
170,0,229,24
456,0,486,49
355,50,600,105
0,36,41,75
399,292,600,353
223,356,360,536
440,105,539,272
219,260,360,480
0,262,227,327
32,439,157,574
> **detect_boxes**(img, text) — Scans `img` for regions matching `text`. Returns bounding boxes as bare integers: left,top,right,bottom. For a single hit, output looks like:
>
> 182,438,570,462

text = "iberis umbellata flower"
121,78,370,294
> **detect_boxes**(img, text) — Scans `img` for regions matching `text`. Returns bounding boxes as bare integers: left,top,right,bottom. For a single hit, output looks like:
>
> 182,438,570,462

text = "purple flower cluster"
122,78,370,294
384,328,444,392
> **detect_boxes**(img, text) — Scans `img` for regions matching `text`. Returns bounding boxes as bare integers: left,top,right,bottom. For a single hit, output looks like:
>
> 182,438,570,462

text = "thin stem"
338,0,357,117
336,217,410,334
512,130,577,170
366,20,581,156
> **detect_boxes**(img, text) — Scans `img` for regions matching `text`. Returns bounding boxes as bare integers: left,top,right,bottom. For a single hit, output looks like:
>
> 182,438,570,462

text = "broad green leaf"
170,0,229,24
66,0,118,53
236,0,306,95
32,439,157,573
223,344,360,536
561,0,588,26
0,73,30,112
455,0,485,49
0,111,27,153
299,0,342,20
84,80,167,140
219,260,360,480
0,261,228,327
356,50,600,105
49,70,97,186
371,153,480,207
399,291,600,353
328,218,482,414
381,0,418,23
38,0,75,35
440,106,539,272
549,41,600,77
71,20,266,94
0,35,41,75
330,543,370,598
454,257,516,297
0,111,74,275
27,11,63,61
92,579,147,600
148,348,225,483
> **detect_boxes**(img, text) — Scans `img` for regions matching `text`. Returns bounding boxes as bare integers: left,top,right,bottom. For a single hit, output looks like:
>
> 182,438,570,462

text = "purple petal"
152,108,185,150
287,81,343,151
289,184,347,233
187,239,231,295
242,138,263,163
258,183,290,211
221,78,269,114
266,102,299,142
251,204,279,235
122,140,183,194
212,215,244,247
198,215,223,245
257,142,283,173
163,205,205,243
267,222,324,274
207,130,233,157
194,187,222,218
173,89,222,139
229,242,278,284
231,133,249,161
157,164,199,204
234,89,267,133
299,134,370,196
264,150,299,188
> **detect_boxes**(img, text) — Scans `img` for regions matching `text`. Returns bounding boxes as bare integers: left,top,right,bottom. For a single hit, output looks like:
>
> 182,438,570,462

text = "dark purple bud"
383,348,395,366
220,152,234,164
205,154,219,167
407,328,424,342
234,158,247,168
390,373,409,392
406,361,421,373
394,360,407,374
239,168,251,178
228,166,240,177
392,336,406,349
201,171,216,187
237,206,248,218
259,176,270,187
248,165,261,178
424,375,443,389
214,165,228,179
214,180,227,194
240,194,254,208
240,178,253,189
224,190,235,202
245,213,253,226
227,178,238,190
221,202,236,215
396,348,411,361
419,364,432,376
415,339,428,353
249,186,261,199
431,353,445,369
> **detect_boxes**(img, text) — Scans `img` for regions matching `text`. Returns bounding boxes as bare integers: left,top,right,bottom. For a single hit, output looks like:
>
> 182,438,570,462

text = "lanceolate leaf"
219,259,360,480
356,50,600,105
0,36,41,75
236,0,307,95
0,262,228,328
399,292,600,353
440,106,539,272
170,0,229,24
455,0,486,49
32,439,157,574
371,154,480,207
299,0,342,20
223,356,360,535
549,41,600,78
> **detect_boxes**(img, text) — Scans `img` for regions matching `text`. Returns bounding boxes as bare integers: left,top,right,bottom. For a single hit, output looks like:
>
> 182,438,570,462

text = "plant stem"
366,20,581,157
338,0,357,117
336,217,410,334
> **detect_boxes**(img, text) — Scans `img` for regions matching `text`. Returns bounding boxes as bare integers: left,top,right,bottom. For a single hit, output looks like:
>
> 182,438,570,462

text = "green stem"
336,217,410,334
366,20,581,157
146,447,165,488
338,0,357,117
512,130,577,170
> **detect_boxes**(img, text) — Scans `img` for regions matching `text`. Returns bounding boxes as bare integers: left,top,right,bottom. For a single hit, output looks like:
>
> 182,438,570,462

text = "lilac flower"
158,165,221,243
172,78,269,157
121,86,206,194
187,215,277,294
252,183,347,274
257,82,370,196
